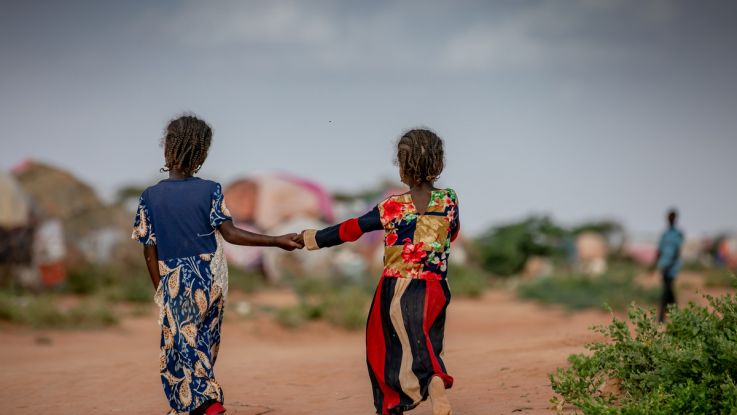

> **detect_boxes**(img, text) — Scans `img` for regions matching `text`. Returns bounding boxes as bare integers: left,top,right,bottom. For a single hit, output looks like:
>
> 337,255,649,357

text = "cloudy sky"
1,0,736,237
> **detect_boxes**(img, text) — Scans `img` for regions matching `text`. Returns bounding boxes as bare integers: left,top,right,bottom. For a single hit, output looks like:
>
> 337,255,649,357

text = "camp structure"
0,171,35,287
12,160,134,272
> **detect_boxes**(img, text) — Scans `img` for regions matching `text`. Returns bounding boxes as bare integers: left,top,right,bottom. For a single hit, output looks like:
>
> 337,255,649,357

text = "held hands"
274,233,305,251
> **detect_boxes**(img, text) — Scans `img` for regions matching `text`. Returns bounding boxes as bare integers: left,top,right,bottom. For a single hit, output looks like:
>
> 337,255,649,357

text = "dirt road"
1,286,626,415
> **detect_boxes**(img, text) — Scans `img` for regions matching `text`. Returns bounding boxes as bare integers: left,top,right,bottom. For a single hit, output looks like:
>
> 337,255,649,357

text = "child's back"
300,129,457,415
133,115,301,415
135,177,229,259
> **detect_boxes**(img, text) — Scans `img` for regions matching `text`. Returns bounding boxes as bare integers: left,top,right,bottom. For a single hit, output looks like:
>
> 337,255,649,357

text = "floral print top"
304,188,460,280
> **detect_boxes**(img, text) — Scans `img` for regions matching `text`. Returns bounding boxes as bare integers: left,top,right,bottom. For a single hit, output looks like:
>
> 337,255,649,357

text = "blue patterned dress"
132,177,231,414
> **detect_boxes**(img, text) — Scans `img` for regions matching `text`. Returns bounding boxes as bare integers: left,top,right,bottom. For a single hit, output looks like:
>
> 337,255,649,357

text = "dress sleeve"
303,205,383,250
131,193,156,245
449,192,460,242
210,183,233,229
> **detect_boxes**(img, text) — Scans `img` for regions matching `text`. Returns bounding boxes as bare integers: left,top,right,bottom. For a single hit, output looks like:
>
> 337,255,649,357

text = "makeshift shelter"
12,160,132,268
576,232,608,275
222,174,337,275
0,171,35,287
223,174,335,230
0,171,30,228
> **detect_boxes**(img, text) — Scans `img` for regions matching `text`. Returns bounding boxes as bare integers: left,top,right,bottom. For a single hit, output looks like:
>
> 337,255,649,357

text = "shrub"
518,265,659,311
475,216,566,276
448,264,488,298
550,292,737,414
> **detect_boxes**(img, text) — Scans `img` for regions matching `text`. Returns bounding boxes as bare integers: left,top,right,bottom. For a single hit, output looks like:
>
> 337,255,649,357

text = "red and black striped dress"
303,188,460,415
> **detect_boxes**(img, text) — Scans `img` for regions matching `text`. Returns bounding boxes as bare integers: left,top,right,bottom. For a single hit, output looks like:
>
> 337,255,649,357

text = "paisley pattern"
131,196,156,245
133,181,231,414
154,242,228,413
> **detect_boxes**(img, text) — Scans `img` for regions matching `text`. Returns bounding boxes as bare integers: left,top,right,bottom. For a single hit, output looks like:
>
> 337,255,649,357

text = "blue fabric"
657,226,684,278
132,178,231,260
131,177,232,413
159,255,225,412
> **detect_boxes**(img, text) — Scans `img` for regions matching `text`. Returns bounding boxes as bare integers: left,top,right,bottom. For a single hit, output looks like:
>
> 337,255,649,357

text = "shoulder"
200,179,223,192
378,192,412,209
444,188,458,202
138,184,158,201
186,178,223,195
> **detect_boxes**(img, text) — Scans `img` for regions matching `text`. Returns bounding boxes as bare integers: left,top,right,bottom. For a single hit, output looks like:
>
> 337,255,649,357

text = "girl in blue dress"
132,115,303,415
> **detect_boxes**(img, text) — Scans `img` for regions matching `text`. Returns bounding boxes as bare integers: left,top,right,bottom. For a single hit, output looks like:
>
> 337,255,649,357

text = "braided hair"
395,128,445,187
160,115,213,176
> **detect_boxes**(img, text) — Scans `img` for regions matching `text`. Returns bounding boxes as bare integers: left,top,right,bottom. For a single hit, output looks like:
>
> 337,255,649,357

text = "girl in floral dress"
132,115,302,415
301,129,459,415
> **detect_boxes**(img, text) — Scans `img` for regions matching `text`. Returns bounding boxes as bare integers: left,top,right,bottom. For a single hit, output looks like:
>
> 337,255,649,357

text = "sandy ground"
0,273,725,415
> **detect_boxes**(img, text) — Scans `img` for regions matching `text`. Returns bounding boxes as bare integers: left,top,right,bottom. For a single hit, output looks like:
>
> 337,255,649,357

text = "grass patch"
703,268,737,288
518,265,659,311
277,265,488,331
227,266,265,293
276,277,373,330
550,292,737,414
66,264,153,303
0,292,118,329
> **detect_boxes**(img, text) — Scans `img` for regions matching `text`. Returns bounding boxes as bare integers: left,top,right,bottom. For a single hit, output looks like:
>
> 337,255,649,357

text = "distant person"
654,208,684,323
132,115,302,415
299,129,459,415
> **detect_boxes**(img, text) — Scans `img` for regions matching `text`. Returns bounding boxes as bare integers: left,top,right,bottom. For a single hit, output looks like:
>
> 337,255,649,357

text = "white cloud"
161,1,338,47
151,0,683,76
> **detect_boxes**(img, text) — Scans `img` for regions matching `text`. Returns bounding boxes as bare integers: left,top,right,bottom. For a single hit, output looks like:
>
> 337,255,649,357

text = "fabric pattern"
307,188,460,414
132,179,231,414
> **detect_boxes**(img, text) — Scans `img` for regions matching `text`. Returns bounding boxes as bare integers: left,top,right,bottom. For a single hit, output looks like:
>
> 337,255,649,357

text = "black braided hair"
160,114,213,176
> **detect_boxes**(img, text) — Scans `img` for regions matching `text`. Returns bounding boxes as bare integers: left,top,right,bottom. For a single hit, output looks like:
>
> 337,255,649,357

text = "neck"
410,181,434,191
169,169,192,180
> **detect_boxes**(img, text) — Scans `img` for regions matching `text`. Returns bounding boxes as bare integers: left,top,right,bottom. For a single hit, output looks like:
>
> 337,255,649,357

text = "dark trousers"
658,271,677,322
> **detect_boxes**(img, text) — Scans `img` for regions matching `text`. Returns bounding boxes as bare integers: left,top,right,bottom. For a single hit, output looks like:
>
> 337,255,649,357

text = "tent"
223,174,335,230
0,171,30,228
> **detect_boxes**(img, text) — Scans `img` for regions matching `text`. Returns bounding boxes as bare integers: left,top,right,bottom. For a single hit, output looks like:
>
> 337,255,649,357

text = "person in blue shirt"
654,208,684,323
132,115,303,415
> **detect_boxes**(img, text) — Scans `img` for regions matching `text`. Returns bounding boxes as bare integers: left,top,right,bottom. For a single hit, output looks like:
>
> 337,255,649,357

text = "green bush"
550,292,737,414
518,265,659,311
475,216,566,276
448,264,488,298
66,267,102,294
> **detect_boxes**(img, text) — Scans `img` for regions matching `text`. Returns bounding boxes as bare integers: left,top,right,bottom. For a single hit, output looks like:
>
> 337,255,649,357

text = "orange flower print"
401,238,427,263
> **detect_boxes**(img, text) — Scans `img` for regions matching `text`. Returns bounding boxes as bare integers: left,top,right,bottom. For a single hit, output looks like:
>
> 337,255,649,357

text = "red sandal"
204,402,226,415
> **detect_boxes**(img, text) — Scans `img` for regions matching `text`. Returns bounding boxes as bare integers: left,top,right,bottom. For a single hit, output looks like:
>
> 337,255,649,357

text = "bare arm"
143,244,160,289
219,220,302,250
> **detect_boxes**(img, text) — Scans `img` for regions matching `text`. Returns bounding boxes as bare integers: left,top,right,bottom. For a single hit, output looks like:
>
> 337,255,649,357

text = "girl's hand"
274,233,304,251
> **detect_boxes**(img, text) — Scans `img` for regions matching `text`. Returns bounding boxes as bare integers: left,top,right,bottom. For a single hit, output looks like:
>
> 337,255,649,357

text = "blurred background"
0,0,737,327
0,0,737,413
0,1,736,413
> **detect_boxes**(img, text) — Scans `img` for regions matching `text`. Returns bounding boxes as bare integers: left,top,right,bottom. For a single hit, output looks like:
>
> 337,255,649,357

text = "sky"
1,0,736,238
